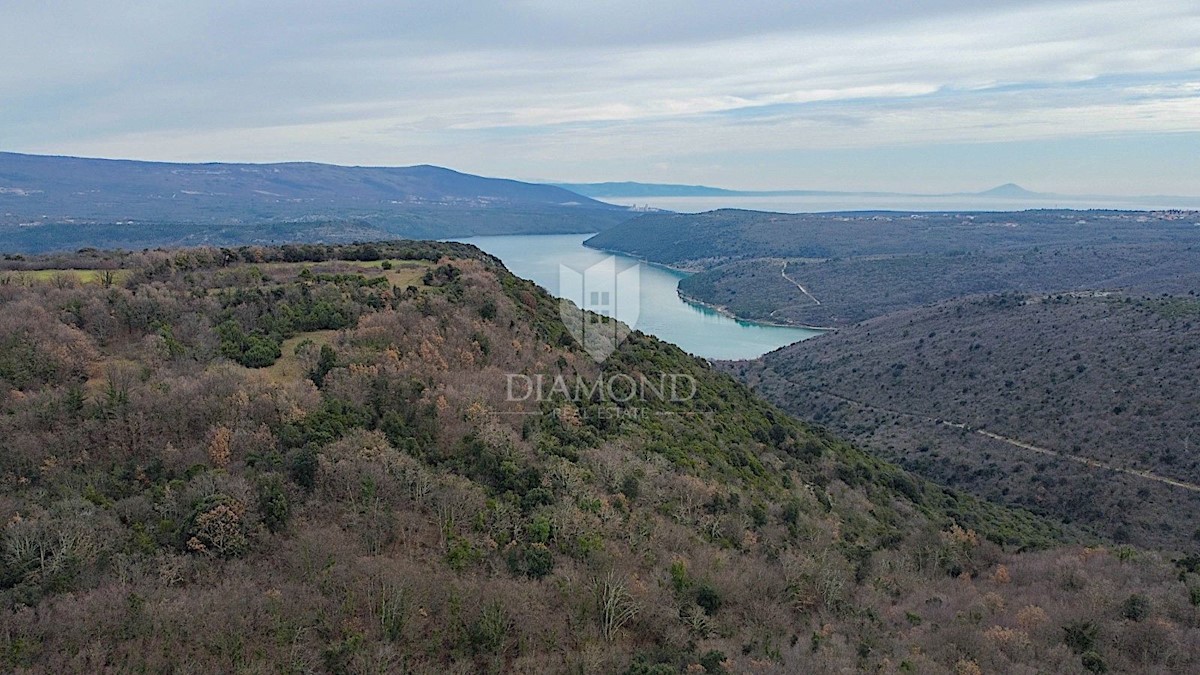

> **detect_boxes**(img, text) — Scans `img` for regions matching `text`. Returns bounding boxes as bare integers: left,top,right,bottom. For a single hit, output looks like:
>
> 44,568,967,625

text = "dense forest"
1,242,1198,673
727,292,1200,551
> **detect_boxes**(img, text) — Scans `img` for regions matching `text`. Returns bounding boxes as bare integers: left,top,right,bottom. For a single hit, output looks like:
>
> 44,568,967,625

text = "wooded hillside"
729,293,1200,552
1,245,1197,673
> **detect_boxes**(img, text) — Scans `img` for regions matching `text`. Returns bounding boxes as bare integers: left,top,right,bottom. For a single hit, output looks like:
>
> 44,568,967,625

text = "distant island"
553,179,1193,205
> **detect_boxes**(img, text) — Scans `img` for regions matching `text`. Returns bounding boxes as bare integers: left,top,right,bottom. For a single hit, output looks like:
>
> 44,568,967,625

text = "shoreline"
674,288,835,332
583,238,835,332
581,239,701,275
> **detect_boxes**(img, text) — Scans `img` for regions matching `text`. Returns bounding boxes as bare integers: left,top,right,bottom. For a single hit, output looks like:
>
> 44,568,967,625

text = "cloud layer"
3,0,1198,192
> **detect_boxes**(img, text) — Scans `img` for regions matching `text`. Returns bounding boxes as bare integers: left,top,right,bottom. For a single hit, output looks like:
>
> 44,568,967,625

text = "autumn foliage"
0,242,1197,673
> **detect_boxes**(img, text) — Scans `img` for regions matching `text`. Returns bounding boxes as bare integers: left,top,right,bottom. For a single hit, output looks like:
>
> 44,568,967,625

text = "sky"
2,0,1199,194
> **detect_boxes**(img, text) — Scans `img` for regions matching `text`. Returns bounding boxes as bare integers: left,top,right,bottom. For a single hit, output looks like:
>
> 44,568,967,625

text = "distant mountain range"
4,151,1194,254
0,152,632,252
0,152,622,220
552,179,1192,204
551,180,1048,199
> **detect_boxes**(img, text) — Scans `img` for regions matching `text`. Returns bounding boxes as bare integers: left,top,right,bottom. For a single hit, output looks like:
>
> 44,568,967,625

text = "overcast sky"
3,0,1198,193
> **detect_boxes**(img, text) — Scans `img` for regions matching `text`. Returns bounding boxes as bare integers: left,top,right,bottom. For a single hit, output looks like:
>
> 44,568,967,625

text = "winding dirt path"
781,260,821,306
813,389,1200,494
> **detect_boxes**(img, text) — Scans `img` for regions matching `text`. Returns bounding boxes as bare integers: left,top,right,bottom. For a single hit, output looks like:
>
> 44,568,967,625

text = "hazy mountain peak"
978,183,1041,197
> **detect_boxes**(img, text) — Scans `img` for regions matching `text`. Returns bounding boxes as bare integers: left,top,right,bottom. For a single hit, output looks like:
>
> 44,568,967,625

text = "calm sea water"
453,233,821,360
602,195,1200,213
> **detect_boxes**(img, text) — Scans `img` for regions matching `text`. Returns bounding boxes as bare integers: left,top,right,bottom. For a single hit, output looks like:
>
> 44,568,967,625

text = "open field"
252,258,432,288
0,268,132,286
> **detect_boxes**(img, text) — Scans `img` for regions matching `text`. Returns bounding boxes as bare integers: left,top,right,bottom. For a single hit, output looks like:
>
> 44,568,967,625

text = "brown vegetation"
1,243,1197,673
729,292,1200,551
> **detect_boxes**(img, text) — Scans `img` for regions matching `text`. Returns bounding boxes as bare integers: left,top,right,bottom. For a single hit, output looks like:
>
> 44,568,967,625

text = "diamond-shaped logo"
559,256,640,362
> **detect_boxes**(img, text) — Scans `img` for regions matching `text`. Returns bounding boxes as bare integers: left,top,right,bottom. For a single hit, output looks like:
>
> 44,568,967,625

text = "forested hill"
585,209,1200,265
585,209,1200,327
0,153,632,252
678,243,1200,327
727,292,1200,551
3,242,1199,672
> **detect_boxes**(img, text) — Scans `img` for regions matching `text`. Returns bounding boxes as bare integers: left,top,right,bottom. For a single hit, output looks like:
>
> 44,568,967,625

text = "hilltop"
2,242,1198,672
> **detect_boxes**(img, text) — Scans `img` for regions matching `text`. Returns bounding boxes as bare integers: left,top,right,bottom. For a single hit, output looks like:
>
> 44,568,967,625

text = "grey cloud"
1,0,1197,193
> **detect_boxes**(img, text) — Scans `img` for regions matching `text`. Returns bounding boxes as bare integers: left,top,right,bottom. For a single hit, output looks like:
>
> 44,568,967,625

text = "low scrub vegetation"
730,292,1200,551
0,242,1197,672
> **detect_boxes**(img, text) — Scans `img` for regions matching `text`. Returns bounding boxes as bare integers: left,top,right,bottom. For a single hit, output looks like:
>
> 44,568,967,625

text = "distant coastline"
557,179,1200,211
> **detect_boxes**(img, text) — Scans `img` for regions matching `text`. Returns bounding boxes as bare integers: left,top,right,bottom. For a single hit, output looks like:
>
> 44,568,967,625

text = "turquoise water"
454,233,822,360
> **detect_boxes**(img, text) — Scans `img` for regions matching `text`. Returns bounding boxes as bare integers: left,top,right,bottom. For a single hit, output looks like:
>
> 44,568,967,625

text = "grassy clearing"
210,260,432,377
253,259,433,289
261,329,338,384
1,269,132,286
373,260,432,288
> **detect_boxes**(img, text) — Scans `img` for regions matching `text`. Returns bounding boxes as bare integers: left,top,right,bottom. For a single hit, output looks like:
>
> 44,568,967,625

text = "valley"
3,240,1197,672
2,155,1200,674
9,0,1200,670
454,233,822,360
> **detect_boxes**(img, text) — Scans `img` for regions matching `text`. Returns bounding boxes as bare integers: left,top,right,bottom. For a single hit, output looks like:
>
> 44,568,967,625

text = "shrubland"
729,292,1200,552
0,243,1197,673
